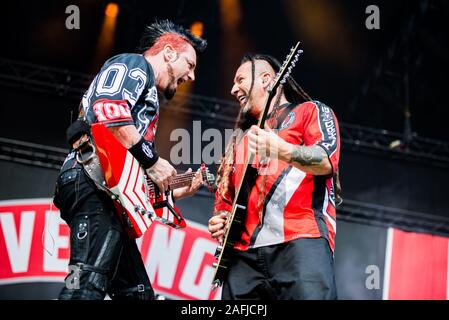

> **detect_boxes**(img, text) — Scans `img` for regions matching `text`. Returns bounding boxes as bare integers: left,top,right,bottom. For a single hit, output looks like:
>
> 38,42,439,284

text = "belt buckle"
137,284,145,292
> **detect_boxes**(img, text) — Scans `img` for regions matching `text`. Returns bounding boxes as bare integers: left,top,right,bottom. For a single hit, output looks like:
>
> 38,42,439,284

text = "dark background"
1,0,448,143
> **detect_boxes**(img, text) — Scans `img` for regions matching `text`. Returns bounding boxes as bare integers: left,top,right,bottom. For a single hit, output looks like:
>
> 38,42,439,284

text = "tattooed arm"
286,144,333,176
248,125,333,176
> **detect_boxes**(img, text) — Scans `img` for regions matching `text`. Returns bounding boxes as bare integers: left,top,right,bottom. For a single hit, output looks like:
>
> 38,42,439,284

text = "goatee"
164,63,177,100
237,102,258,130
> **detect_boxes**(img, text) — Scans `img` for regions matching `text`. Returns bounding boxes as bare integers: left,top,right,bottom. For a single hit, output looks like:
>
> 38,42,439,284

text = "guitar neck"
169,172,196,189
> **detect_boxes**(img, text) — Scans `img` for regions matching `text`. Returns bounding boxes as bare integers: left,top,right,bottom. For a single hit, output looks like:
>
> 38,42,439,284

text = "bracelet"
128,137,159,169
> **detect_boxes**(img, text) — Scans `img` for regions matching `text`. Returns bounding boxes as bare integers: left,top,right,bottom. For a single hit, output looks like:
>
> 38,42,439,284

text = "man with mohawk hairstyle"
53,19,206,300
209,53,341,300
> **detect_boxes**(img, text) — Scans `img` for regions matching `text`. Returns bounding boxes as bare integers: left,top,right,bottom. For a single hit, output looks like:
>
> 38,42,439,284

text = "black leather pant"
54,162,154,300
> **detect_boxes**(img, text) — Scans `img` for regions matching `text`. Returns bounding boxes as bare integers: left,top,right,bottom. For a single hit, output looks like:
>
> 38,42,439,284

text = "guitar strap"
272,103,297,131
75,137,111,197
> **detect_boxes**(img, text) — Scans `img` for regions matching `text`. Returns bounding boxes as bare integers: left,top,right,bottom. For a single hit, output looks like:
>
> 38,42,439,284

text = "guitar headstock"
201,163,216,193
269,42,303,94
257,41,303,128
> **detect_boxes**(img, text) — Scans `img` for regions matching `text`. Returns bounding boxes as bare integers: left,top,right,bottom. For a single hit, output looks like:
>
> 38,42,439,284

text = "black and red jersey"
214,101,341,251
82,53,159,142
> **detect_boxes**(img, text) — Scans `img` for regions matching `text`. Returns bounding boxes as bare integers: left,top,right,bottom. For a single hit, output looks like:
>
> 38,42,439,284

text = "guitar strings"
147,170,207,190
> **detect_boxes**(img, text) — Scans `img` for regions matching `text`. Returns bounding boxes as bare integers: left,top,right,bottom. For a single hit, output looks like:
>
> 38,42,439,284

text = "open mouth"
237,95,247,106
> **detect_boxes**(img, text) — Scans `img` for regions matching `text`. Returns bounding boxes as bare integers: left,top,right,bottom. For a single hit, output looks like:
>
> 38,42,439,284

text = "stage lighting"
190,21,204,38
389,140,402,149
91,3,119,71
105,3,119,18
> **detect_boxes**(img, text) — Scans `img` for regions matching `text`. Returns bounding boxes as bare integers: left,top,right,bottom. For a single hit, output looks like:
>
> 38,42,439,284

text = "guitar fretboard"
170,172,196,189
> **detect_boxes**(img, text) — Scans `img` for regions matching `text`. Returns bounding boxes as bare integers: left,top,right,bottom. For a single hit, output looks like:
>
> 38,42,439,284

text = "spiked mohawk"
138,19,207,54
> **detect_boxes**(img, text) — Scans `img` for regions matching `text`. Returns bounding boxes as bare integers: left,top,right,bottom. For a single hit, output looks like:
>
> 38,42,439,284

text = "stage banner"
383,228,449,300
0,199,221,300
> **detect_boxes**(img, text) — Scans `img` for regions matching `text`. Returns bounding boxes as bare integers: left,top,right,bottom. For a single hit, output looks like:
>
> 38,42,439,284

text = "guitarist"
54,20,206,300
208,53,341,299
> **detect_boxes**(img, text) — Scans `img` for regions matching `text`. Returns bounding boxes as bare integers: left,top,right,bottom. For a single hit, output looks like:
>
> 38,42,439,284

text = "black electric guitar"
211,42,303,288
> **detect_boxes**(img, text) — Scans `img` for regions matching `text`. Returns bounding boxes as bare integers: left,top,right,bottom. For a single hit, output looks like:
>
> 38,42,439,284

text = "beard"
237,101,258,130
164,63,177,100
242,100,252,114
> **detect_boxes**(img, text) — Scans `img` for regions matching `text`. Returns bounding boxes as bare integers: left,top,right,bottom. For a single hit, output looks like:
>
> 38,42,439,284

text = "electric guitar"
211,42,303,287
90,122,215,238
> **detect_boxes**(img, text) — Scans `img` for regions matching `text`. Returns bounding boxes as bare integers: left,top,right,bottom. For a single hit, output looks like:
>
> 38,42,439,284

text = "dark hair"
241,53,312,105
216,53,312,201
232,53,312,131
138,19,207,54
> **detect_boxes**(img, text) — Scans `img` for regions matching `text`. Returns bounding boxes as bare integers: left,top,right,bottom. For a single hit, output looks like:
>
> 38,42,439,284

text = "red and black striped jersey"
214,101,341,251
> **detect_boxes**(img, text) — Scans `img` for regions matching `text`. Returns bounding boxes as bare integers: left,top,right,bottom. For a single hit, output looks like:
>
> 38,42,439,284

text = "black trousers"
222,237,337,300
54,161,154,300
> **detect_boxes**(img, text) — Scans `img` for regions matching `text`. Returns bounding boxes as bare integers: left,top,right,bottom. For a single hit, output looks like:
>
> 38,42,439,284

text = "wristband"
66,119,90,146
128,137,159,169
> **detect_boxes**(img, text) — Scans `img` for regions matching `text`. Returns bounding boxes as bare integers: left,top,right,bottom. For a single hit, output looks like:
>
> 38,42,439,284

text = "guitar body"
91,122,186,238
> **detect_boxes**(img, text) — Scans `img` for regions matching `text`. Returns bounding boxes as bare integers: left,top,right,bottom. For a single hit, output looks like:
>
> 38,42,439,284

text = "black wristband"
128,137,159,169
66,119,91,146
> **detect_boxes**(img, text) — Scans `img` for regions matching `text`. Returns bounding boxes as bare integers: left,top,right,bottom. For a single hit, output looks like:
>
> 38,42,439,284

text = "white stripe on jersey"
253,167,306,248
323,187,336,233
